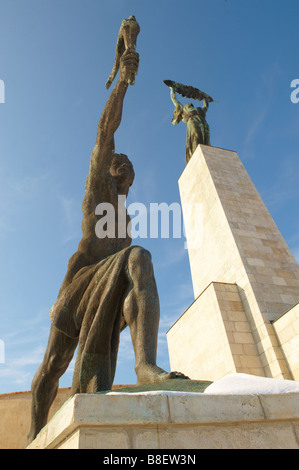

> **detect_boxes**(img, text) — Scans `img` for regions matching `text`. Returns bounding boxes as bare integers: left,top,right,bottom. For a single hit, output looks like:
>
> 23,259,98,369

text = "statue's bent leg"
28,324,78,444
123,246,188,384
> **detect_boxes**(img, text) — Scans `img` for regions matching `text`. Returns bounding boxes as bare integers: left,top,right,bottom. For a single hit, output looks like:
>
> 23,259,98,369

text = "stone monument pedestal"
167,145,299,382
27,380,299,449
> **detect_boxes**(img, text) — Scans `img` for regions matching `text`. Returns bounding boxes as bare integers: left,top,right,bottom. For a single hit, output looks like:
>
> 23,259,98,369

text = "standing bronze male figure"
28,17,187,444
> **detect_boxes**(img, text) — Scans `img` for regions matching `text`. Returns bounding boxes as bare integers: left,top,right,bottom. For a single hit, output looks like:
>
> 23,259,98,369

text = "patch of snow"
203,373,299,395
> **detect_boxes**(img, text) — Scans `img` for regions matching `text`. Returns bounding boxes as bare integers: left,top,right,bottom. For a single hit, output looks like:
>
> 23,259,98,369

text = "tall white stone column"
167,145,299,380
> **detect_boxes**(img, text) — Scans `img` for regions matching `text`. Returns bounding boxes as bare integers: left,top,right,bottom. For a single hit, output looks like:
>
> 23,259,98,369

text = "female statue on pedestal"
164,80,215,164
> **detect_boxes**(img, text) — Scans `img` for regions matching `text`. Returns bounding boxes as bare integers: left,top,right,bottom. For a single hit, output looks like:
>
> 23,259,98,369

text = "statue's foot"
136,363,189,385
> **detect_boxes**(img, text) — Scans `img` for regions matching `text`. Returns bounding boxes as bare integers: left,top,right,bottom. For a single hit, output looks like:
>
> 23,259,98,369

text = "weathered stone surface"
27,390,299,449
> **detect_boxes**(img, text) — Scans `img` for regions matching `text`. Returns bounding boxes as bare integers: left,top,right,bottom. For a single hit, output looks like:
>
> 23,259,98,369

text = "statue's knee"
128,246,153,278
47,354,65,377
45,346,74,380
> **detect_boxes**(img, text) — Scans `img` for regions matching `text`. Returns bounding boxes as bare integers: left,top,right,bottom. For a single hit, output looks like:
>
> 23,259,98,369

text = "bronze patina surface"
164,80,215,163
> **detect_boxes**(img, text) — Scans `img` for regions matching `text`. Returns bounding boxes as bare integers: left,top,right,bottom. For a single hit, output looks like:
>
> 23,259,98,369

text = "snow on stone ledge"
203,373,299,395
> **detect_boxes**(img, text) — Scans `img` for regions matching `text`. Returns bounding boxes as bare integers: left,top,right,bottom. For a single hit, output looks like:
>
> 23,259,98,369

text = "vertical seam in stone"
256,394,267,421
291,422,299,447
166,395,172,423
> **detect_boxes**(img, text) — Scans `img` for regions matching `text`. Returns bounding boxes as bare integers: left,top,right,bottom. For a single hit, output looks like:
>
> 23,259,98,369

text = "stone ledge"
27,389,299,449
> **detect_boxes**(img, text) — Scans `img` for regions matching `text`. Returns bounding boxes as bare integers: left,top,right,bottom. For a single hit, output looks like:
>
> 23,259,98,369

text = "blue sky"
0,0,298,394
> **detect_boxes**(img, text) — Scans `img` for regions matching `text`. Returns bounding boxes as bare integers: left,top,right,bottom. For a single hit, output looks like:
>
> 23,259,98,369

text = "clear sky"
0,0,298,394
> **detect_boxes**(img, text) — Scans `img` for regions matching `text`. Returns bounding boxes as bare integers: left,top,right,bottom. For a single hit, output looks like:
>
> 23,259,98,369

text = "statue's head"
182,103,201,123
184,103,195,112
110,153,135,194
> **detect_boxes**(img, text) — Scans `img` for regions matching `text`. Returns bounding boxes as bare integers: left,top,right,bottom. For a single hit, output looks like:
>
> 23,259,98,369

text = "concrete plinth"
27,388,299,449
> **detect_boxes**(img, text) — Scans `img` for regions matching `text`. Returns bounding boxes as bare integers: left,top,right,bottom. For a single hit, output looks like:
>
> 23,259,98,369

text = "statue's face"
110,153,135,190
183,103,195,112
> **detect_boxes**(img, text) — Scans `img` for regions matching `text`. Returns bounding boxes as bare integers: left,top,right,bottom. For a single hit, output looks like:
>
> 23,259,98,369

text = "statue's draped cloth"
184,108,210,163
50,246,134,389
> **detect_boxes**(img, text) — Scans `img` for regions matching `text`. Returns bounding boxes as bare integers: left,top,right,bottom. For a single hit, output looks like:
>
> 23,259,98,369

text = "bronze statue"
28,17,187,445
164,80,215,164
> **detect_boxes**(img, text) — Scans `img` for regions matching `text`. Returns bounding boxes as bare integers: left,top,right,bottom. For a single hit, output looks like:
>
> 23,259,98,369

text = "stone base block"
27,390,299,449
167,282,264,381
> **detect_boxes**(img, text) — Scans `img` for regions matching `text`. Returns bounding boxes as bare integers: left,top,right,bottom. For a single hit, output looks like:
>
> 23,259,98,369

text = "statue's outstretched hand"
119,48,139,85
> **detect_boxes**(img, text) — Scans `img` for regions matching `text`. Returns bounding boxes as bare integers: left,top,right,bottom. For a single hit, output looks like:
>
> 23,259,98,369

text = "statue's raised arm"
92,16,140,174
91,48,139,160
169,87,183,125
60,17,140,289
